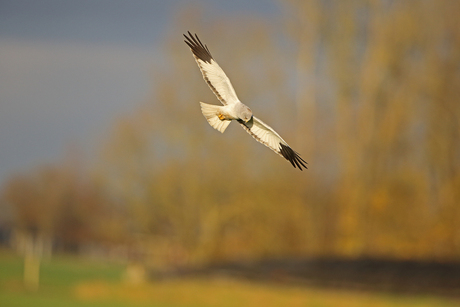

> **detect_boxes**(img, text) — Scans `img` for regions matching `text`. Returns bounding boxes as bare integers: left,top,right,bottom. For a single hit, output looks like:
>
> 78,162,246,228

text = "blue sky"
0,0,280,184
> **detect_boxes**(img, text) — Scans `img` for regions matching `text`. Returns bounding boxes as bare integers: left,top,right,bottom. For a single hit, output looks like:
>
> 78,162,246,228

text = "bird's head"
241,106,253,123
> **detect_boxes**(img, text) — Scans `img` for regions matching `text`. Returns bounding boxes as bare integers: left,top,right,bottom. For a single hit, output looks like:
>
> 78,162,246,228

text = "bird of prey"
184,32,307,170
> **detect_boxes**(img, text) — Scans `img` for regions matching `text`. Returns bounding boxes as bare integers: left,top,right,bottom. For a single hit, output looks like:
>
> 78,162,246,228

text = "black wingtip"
183,31,213,64
279,144,308,171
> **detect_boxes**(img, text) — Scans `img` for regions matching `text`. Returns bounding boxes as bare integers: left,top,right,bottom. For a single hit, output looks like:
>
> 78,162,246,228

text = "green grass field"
0,250,458,307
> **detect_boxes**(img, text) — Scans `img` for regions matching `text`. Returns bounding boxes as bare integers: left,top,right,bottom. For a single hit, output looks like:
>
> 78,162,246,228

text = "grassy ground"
0,250,458,307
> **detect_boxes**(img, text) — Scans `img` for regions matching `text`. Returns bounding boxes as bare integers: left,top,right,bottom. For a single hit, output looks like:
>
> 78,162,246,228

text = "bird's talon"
218,114,226,120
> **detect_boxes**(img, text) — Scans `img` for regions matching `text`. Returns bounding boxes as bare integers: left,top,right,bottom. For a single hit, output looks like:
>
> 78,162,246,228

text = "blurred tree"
2,162,123,287
97,5,315,266
284,0,460,259
96,0,460,264
4,0,459,272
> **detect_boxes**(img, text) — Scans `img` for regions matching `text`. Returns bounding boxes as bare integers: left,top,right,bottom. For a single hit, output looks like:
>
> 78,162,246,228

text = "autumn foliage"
2,1,460,267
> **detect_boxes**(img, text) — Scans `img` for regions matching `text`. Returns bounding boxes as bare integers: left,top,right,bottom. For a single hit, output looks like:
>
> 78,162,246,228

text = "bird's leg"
217,113,226,120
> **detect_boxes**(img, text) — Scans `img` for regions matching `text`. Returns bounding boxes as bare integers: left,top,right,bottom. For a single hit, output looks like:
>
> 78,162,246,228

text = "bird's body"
184,32,307,170
216,102,252,122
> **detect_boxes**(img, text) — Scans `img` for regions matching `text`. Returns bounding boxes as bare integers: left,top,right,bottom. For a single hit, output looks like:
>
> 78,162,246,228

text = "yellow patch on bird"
218,114,226,120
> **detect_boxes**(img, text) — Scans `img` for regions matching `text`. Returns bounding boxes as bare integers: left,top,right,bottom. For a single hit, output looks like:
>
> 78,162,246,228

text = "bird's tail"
200,102,231,133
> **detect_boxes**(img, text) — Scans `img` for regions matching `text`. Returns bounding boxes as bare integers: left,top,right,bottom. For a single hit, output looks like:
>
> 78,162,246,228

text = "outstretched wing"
238,117,308,170
184,32,240,106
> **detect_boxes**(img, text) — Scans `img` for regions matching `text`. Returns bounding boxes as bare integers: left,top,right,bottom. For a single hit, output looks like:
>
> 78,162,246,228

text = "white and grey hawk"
184,32,307,170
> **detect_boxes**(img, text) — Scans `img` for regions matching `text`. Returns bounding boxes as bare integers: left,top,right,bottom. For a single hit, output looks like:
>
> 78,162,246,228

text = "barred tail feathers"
199,102,231,133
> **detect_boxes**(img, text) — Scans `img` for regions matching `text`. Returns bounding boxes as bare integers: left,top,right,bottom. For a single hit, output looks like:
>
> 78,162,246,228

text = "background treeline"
1,0,459,268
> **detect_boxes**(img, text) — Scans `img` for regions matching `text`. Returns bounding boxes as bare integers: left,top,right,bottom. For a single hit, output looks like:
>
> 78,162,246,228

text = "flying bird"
184,32,307,170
